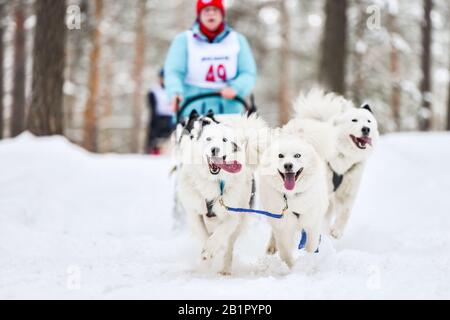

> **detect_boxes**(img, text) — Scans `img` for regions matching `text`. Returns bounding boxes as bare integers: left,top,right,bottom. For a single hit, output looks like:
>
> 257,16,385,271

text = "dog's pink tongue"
361,136,373,146
216,160,242,174
284,173,296,191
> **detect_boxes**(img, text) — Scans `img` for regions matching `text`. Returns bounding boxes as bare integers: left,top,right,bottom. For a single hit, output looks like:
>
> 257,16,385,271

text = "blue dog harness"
218,180,287,219
217,180,320,252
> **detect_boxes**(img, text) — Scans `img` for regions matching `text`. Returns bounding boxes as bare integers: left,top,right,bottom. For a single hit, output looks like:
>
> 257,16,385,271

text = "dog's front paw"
201,237,224,261
330,226,343,239
201,247,214,261
266,244,277,255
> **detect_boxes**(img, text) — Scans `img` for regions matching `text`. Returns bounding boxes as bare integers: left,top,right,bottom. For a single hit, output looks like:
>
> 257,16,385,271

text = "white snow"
1,132,449,299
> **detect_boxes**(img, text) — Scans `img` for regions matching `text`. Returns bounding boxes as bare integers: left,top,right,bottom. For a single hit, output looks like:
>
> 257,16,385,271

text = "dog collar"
219,180,225,196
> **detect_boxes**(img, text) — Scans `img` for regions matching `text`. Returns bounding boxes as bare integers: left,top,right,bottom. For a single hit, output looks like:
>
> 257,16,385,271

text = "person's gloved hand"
220,87,237,100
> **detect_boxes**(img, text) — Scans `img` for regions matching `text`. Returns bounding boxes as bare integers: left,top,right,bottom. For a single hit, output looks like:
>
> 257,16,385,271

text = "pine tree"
419,0,433,131
11,0,26,137
319,0,348,95
82,0,103,151
28,0,67,136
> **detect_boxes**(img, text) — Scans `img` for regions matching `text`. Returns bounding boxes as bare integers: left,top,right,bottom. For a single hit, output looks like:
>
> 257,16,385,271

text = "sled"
175,92,257,124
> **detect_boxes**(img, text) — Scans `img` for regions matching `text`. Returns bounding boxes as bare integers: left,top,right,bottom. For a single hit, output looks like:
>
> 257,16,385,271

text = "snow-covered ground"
0,132,449,299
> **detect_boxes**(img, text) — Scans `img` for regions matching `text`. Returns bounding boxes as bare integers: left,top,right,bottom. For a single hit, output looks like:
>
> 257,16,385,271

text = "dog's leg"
324,195,336,234
187,213,210,244
201,214,241,263
273,225,296,268
220,226,241,276
266,231,278,255
330,202,351,240
330,165,363,239
304,225,321,253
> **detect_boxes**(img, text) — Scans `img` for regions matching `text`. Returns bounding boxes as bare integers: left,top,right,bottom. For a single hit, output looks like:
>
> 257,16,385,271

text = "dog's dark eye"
352,119,358,123
206,137,212,142
223,138,228,143
278,154,284,159
294,154,301,159
368,120,372,123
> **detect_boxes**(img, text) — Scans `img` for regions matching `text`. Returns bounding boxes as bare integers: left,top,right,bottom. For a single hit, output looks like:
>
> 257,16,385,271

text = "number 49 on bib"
205,64,227,83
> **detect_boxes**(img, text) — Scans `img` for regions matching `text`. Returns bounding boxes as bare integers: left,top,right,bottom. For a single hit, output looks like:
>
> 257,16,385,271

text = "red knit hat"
196,0,225,16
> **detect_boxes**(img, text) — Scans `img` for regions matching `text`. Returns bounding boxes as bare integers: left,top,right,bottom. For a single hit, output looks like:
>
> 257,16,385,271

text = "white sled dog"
176,110,266,275
284,89,379,239
259,133,329,268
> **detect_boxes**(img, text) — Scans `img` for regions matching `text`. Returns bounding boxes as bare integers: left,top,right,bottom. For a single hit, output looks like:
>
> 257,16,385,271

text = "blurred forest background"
0,0,449,153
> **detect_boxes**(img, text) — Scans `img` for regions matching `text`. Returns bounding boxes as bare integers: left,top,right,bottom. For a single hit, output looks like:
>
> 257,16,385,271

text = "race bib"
185,30,240,89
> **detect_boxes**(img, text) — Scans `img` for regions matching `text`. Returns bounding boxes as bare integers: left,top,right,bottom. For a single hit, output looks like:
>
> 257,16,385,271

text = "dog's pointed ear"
206,109,215,119
361,104,373,113
184,110,200,134
189,109,200,121
205,109,220,124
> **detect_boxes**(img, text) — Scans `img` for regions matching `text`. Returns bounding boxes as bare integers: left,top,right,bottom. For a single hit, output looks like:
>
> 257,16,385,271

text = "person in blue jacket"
164,0,257,119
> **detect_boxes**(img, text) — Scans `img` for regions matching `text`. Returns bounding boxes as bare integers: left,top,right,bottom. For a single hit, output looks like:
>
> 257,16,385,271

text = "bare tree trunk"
0,1,5,139
28,0,66,136
319,0,348,95
388,13,402,130
419,0,433,131
82,0,103,152
130,0,147,153
278,0,291,126
11,0,26,137
103,38,116,119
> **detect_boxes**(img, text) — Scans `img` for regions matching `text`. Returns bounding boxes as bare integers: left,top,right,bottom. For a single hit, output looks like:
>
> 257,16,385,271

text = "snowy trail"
0,133,449,299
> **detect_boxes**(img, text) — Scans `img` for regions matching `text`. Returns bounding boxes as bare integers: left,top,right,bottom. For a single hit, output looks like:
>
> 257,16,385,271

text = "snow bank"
0,132,449,299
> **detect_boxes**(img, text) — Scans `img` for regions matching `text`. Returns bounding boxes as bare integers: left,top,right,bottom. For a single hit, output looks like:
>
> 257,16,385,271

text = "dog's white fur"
258,134,329,268
177,114,266,275
284,88,379,239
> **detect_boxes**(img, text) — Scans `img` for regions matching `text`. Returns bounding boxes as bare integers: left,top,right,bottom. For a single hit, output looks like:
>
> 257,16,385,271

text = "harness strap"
225,206,283,219
298,230,308,250
328,163,359,192
298,231,321,253
218,180,287,219
218,180,320,252
220,180,225,196
332,170,344,192
205,199,216,218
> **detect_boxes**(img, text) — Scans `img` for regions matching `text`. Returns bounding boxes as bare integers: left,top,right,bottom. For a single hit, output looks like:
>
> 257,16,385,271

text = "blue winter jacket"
164,23,257,118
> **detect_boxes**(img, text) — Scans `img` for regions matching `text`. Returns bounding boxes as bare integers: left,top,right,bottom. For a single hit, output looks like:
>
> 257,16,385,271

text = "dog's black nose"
362,127,371,136
284,163,293,172
211,147,220,157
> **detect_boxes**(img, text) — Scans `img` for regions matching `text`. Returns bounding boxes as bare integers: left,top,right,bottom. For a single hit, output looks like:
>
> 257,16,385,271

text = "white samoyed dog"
176,110,266,275
284,89,379,239
258,133,329,268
